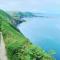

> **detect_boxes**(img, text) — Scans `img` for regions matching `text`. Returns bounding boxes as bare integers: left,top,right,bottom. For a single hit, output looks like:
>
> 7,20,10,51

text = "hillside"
0,10,55,60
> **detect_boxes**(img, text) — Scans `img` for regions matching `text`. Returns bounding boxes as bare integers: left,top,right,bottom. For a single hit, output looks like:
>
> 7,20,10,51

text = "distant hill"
0,10,55,60
10,12,35,18
22,12,35,17
11,12,49,19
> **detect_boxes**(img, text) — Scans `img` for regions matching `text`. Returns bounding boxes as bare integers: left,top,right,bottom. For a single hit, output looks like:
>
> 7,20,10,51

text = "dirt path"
0,32,8,60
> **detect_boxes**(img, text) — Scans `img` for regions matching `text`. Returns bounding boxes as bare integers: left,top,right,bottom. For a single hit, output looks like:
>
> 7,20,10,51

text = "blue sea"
17,15,60,60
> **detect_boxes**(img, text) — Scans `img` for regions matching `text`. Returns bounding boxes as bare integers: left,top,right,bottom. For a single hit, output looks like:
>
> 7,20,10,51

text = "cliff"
0,10,55,60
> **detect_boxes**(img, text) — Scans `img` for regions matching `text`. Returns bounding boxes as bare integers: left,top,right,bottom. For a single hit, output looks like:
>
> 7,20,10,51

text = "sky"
0,0,60,13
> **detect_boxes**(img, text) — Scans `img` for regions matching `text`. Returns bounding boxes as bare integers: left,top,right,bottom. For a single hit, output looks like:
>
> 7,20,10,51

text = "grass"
0,10,55,60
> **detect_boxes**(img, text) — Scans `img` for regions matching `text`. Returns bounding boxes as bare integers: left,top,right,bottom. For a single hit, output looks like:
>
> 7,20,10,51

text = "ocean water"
17,16,60,60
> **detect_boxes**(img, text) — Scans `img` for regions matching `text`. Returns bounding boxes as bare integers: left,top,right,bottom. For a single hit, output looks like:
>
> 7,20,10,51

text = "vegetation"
0,10,55,60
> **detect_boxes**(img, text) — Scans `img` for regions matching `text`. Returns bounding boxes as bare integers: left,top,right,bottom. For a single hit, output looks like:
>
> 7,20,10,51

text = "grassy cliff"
0,10,55,60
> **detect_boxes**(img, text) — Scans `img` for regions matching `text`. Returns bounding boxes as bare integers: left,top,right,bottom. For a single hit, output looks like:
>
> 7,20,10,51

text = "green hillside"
0,10,55,60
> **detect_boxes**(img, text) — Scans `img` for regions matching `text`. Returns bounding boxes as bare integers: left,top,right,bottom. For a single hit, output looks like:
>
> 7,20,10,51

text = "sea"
17,14,60,60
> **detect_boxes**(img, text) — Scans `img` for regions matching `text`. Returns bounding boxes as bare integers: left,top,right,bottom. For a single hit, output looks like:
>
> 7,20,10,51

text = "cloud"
0,0,60,13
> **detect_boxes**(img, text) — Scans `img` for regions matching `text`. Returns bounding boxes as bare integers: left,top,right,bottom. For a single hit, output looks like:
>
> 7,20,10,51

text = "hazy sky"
0,0,60,13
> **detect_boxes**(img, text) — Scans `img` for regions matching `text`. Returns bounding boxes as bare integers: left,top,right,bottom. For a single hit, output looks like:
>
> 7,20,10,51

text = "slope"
0,10,55,60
